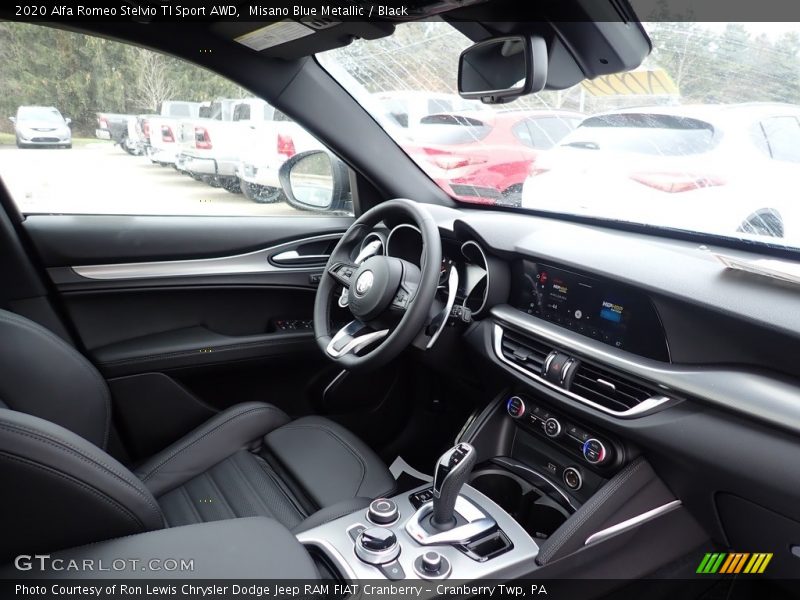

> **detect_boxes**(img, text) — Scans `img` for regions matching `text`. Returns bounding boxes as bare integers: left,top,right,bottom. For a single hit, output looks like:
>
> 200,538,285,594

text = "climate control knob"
544,417,562,438
582,438,608,464
506,396,526,418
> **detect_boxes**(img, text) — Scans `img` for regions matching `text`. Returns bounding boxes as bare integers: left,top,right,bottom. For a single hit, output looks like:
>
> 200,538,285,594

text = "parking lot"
0,142,308,217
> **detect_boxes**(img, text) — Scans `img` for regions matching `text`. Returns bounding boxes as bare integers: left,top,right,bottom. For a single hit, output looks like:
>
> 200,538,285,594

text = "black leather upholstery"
0,310,111,448
265,416,397,507
0,409,164,562
0,308,395,559
145,409,395,531
2,518,319,579
135,402,291,497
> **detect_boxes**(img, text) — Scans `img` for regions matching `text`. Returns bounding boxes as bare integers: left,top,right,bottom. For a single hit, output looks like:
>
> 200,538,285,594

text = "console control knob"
422,551,443,573
355,527,400,565
563,467,583,490
368,498,399,525
506,396,525,418
544,417,562,438
413,551,452,579
583,438,608,464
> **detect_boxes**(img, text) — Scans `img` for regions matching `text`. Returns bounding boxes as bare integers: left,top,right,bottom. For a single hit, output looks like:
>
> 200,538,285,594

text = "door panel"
22,214,353,458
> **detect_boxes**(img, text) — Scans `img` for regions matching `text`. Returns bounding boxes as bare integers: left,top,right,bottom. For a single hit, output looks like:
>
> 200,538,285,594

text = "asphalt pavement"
0,142,306,217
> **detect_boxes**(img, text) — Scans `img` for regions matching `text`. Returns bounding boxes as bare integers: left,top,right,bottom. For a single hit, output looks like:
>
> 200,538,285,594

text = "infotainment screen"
511,261,668,360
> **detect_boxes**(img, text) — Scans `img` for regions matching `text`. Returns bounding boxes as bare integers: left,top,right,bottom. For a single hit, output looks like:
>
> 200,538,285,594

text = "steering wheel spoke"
326,320,390,358
328,261,358,288
390,281,417,312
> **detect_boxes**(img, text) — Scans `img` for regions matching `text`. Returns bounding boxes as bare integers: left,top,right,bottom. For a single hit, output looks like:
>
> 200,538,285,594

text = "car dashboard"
369,202,800,579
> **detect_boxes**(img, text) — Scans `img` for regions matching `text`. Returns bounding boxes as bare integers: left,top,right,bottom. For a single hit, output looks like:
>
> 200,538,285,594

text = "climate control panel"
506,394,620,470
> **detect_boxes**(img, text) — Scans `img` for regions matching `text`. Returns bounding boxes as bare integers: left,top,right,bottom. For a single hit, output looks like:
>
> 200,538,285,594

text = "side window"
761,116,800,163
428,98,452,115
0,22,352,217
383,98,410,128
232,103,250,121
530,117,579,149
511,120,534,147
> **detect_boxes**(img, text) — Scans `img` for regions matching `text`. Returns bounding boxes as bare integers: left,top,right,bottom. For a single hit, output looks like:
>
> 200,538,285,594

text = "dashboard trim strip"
584,499,682,545
71,233,343,280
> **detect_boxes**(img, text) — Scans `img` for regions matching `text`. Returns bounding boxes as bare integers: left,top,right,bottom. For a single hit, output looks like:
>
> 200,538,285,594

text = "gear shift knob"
431,442,476,530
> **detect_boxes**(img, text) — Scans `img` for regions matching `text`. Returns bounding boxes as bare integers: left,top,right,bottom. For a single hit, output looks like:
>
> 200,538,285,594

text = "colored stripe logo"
697,552,773,574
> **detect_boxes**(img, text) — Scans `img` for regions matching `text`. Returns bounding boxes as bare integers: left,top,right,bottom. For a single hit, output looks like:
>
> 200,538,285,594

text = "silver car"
11,106,72,149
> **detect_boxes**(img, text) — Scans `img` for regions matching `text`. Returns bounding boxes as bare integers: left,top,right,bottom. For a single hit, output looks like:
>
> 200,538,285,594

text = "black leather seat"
0,309,395,562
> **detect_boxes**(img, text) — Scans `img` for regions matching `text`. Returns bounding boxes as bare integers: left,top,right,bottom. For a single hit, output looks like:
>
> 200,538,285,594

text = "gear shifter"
431,442,476,530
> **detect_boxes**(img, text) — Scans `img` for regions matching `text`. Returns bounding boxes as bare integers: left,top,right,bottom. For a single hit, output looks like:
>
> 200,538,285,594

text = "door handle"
271,250,330,267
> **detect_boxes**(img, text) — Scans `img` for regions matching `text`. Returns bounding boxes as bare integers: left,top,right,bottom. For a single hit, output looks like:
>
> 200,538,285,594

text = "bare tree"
129,48,175,113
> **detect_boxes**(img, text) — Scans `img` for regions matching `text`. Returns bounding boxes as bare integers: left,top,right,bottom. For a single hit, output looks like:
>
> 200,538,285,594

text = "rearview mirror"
65,117,72,126
279,150,352,213
458,35,548,104
9,117,15,124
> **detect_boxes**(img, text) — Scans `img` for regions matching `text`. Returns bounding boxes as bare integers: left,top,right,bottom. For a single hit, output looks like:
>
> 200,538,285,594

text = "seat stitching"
139,406,284,482
539,458,646,563
204,468,238,520
0,451,146,529
273,423,366,498
253,456,307,521
178,484,204,525
228,453,277,519
0,422,161,519
0,313,112,448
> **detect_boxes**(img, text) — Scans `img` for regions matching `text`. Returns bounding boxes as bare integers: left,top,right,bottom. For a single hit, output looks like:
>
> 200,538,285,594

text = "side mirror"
9,117,16,124
279,150,351,213
458,35,548,104
65,117,72,126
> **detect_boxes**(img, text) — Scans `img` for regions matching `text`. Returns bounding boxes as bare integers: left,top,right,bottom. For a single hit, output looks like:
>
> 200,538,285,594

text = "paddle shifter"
431,442,477,530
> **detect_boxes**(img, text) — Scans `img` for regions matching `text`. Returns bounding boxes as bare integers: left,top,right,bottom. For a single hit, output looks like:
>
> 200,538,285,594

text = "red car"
404,109,583,205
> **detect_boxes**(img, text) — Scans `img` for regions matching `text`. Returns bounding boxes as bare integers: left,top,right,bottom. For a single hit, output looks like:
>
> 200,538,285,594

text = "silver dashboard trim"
584,499,682,545
460,240,489,317
385,223,422,261
493,323,675,418
71,233,343,280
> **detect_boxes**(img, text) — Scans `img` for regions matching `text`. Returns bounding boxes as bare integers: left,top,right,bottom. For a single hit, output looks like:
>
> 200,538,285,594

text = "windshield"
18,107,63,122
319,22,800,249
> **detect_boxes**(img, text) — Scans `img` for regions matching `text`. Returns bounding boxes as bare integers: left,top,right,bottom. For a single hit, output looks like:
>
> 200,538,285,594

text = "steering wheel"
314,199,442,370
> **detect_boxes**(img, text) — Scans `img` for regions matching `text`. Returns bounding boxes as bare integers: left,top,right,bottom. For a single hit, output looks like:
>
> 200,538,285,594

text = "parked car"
10,106,71,149
174,98,259,192
94,112,138,153
146,100,204,166
521,104,800,239
236,107,325,203
404,110,582,205
371,90,489,130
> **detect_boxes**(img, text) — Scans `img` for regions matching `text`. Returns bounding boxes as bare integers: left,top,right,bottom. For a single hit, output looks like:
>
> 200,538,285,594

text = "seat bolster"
265,416,396,510
0,409,163,562
136,402,290,497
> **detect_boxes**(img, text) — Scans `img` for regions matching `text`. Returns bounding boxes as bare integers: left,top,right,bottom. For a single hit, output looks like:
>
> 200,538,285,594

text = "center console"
296,444,540,582
297,390,702,584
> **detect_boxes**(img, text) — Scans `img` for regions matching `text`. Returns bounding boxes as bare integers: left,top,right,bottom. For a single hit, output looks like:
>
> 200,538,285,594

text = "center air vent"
570,362,664,413
500,329,552,375
494,324,674,418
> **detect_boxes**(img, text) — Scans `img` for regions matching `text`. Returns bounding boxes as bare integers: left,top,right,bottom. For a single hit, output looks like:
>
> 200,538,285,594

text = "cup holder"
470,469,570,541
470,474,524,515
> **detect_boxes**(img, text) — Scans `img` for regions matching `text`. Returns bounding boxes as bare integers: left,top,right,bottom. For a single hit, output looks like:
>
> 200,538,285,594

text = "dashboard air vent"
570,362,662,413
500,330,552,376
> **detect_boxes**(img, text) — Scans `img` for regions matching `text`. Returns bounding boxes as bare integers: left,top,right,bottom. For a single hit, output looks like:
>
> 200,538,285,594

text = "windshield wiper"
562,141,600,150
